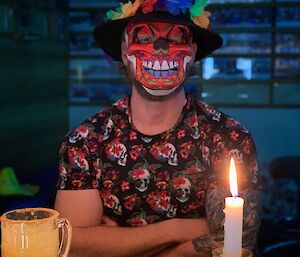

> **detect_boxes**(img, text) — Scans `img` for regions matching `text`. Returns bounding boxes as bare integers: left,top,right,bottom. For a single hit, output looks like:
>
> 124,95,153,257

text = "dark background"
0,1,299,256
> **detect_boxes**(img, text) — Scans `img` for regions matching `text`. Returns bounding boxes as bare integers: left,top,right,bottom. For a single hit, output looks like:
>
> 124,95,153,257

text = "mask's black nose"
153,38,169,51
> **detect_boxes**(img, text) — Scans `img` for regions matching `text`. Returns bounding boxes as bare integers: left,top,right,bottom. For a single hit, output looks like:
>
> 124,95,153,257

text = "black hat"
93,0,222,62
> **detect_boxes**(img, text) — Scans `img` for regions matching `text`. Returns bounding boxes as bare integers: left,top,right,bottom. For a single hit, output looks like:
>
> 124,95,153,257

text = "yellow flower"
191,11,211,29
122,0,143,18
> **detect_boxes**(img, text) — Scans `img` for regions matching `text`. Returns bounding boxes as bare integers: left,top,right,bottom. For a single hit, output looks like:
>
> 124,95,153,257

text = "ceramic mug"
1,207,72,257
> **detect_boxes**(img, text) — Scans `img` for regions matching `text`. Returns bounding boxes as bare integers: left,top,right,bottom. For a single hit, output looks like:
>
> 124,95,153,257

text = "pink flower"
146,192,158,208
105,139,123,156
104,196,115,208
130,131,137,140
85,141,98,153
141,0,157,13
161,144,172,156
150,143,159,157
77,125,88,134
226,118,239,127
186,115,198,127
186,166,198,174
230,130,240,141
129,216,147,227
156,171,170,181
173,177,187,189
130,150,139,160
242,137,251,154
98,134,104,143
131,168,146,179
179,148,189,159
104,170,119,181
212,133,222,143
177,128,186,139
124,194,138,211
121,180,130,191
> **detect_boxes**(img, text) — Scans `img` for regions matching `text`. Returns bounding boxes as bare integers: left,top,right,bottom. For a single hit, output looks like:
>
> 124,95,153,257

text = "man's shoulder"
78,96,130,126
190,97,250,134
63,96,130,143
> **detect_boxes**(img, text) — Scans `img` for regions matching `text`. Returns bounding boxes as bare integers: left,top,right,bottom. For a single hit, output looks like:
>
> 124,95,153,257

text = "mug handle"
58,218,72,257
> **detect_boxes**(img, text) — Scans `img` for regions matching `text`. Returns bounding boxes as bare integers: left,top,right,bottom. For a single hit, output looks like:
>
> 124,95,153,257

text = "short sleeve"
57,123,102,190
208,119,260,192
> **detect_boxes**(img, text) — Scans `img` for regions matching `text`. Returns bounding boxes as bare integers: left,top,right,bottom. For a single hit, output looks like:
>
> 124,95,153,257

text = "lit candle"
223,157,244,257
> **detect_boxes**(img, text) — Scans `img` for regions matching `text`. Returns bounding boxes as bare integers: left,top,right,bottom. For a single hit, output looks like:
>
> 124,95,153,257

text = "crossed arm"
55,186,260,257
55,189,211,257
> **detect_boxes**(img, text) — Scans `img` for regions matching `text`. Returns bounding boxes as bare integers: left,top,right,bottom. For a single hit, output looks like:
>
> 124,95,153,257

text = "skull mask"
124,22,195,96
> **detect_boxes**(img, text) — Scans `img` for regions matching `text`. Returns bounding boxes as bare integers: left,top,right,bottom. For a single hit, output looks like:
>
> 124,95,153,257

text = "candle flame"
229,157,238,197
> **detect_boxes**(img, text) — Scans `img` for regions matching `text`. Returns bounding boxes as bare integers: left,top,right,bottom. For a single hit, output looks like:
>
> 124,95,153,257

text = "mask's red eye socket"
133,25,154,44
168,25,191,44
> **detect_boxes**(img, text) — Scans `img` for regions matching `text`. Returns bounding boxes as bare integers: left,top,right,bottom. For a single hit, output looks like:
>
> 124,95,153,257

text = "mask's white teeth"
127,54,136,71
143,61,147,67
174,62,178,68
153,60,160,71
161,60,169,71
125,32,129,45
147,61,153,69
183,56,192,71
169,61,174,69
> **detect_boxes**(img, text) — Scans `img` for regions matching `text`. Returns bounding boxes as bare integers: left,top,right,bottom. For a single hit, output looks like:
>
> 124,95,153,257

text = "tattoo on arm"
192,188,226,256
192,188,261,256
241,188,262,250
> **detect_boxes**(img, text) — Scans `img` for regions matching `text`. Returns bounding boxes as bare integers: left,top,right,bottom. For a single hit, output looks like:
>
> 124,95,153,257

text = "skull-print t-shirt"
57,95,259,226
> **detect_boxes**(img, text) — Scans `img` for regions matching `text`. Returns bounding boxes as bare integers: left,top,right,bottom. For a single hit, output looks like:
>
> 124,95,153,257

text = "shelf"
67,1,300,108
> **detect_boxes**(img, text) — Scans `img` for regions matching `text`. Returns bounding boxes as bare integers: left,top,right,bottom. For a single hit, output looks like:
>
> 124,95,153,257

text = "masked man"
55,1,261,256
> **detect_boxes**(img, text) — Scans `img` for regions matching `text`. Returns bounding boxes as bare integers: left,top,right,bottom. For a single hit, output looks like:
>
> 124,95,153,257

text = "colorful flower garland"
106,0,211,29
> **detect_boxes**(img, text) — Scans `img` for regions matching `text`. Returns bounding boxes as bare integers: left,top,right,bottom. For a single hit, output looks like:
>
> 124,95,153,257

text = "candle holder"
211,247,252,257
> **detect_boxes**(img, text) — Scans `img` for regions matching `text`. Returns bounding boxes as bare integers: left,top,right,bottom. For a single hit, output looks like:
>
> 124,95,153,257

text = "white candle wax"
223,157,244,257
223,196,244,257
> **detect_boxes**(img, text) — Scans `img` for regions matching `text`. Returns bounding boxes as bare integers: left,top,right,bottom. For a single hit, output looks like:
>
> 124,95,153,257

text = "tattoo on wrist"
192,230,224,256
192,188,261,256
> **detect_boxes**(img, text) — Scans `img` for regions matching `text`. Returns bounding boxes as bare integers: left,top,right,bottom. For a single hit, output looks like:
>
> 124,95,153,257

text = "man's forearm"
68,218,209,257
153,226,222,257
69,223,173,257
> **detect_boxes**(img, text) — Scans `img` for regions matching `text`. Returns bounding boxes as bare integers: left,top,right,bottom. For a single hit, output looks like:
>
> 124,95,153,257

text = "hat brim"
93,11,222,62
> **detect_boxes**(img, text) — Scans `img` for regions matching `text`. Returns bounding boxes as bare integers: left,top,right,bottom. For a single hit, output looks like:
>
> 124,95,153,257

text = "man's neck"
130,87,186,136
